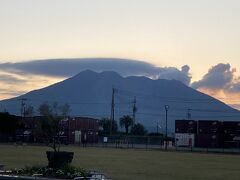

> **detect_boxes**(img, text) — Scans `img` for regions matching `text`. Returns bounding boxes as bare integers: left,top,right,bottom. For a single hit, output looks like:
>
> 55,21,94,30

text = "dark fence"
95,135,169,149
175,145,240,154
1,134,240,154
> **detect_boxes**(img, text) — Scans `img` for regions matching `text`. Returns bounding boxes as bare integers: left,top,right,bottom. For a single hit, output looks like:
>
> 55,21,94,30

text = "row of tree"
98,115,147,136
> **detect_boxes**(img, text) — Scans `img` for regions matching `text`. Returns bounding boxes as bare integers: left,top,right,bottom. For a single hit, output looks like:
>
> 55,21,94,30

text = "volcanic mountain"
1,70,240,132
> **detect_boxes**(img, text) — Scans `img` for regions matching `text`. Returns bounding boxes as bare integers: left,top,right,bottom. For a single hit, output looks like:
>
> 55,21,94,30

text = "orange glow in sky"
0,0,240,109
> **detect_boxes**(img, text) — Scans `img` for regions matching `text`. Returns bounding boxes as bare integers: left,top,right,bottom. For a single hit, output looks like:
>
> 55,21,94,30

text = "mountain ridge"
1,70,240,132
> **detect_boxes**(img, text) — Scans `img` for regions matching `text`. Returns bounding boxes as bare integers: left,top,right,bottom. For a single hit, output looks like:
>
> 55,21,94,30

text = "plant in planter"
35,102,74,168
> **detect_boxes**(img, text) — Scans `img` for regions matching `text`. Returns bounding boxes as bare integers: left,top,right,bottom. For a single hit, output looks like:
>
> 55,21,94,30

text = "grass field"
1,145,240,180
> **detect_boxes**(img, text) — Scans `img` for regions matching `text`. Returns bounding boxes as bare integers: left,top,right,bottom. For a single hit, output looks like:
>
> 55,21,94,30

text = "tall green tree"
131,123,147,135
119,115,133,135
98,118,118,135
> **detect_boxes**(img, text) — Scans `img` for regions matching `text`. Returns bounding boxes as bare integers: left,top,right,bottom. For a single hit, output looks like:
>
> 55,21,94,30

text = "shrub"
10,165,87,179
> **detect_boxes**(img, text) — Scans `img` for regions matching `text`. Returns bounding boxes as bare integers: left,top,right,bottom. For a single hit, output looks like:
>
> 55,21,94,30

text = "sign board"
75,130,81,144
103,137,108,143
175,133,195,147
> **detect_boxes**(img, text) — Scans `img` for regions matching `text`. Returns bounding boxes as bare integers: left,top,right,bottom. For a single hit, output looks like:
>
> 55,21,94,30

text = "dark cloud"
191,63,234,89
191,63,240,94
157,65,191,85
228,82,240,92
0,58,191,85
0,74,26,84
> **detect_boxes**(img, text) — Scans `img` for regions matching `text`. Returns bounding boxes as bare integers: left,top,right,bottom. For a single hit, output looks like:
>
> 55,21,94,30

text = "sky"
0,0,240,109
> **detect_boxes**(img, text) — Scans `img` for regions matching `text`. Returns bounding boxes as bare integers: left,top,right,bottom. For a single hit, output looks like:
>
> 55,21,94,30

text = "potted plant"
35,102,74,168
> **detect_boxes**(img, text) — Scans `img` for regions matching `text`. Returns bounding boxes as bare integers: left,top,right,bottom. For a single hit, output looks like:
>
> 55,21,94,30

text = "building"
14,116,99,144
175,120,196,147
61,117,99,144
175,119,240,148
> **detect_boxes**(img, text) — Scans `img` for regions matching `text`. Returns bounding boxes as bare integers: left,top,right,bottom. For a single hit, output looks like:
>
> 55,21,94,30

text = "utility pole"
132,96,137,124
187,108,192,120
20,98,27,118
165,105,170,151
20,98,27,143
110,88,115,134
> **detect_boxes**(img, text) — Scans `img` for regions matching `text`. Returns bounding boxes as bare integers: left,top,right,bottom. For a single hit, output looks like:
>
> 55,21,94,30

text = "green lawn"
0,144,240,180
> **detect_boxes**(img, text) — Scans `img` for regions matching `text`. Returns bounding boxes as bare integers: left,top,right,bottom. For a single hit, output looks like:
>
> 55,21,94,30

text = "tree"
98,118,118,135
131,123,147,135
24,105,34,117
119,115,133,135
36,102,70,152
0,112,18,134
61,103,70,118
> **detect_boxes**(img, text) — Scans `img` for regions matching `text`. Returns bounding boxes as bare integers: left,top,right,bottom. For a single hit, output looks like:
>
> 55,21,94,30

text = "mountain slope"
1,70,240,132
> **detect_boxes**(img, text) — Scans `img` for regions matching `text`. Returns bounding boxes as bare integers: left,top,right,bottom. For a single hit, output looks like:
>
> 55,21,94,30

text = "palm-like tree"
119,115,134,135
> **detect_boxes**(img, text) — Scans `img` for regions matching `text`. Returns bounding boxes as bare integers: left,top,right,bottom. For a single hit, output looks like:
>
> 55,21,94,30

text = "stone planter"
46,151,74,168
0,175,61,180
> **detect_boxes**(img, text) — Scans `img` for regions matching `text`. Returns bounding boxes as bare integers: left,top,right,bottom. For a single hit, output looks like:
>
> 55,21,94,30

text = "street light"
165,105,170,150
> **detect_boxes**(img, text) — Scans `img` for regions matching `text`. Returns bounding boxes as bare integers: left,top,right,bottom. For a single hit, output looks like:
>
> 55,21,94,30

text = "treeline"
98,115,161,136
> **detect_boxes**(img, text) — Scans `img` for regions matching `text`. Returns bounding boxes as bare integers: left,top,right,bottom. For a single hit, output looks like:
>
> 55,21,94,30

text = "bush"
131,123,147,135
10,165,87,179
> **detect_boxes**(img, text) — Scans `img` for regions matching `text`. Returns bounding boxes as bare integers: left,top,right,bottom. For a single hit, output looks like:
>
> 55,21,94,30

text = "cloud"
0,58,191,85
228,103,240,110
228,82,240,93
156,65,191,85
191,63,240,95
191,63,235,89
0,88,26,96
0,74,26,84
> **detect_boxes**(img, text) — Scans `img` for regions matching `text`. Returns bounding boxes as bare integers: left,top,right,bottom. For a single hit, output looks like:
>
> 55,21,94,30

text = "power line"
2,87,239,120
4,96,240,115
